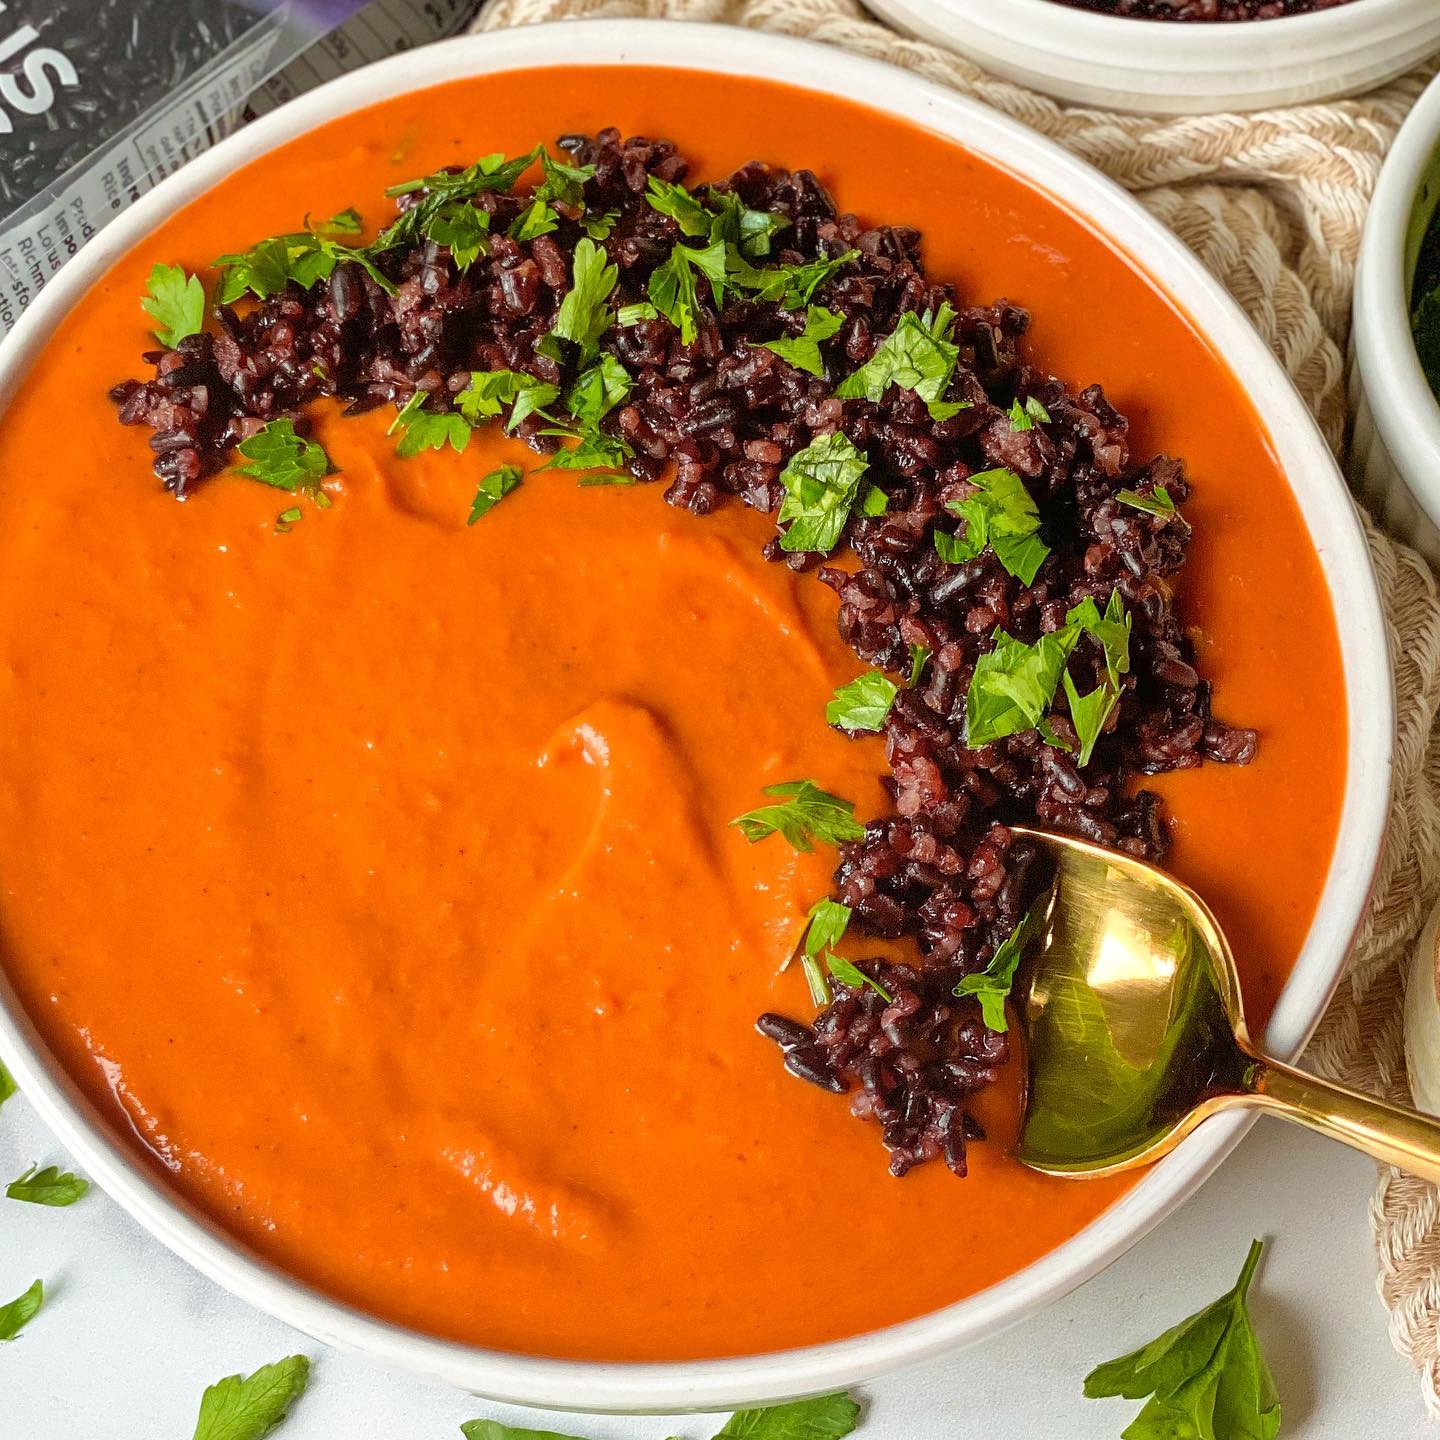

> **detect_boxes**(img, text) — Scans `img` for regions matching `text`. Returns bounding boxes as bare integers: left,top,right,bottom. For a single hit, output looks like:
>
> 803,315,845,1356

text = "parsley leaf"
582,210,619,240
0,1057,15,1108
804,902,891,1004
936,466,1050,584
738,248,859,309
565,354,632,428
908,643,932,689
468,464,522,525
509,199,558,244
142,263,206,348
576,472,637,487
645,175,711,237
705,188,791,260
648,236,728,344
456,369,559,432
0,1279,42,1341
835,303,960,418
386,150,539,202
388,392,470,458
6,1163,88,1206
235,420,330,494
534,152,594,210
966,626,1081,749
827,671,898,733
461,1426,589,1440
275,508,301,532
426,203,490,269
954,897,1048,1032
1085,1240,1279,1440
617,301,660,325
540,236,618,364
214,213,395,303
759,305,844,378
536,426,633,476
1062,592,1132,766
191,1355,311,1440
714,1394,862,1440
777,431,870,554
1008,395,1052,431
1116,485,1177,518
731,780,865,852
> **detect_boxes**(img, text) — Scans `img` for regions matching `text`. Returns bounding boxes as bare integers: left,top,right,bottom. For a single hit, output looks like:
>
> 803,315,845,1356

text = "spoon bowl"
1015,827,1440,1183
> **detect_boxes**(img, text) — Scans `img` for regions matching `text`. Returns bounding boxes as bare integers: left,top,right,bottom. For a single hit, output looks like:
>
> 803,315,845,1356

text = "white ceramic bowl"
863,0,1440,115
1352,67,1440,566
0,18,1393,1414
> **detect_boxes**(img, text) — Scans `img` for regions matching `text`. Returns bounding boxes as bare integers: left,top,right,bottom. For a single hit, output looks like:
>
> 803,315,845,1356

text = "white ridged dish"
0,18,1394,1414
862,0,1440,115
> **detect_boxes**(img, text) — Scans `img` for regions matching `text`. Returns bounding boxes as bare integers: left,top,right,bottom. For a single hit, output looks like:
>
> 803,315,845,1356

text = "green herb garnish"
908,643,932,689
617,301,660,325
739,248,859,309
776,431,870,553
966,626,1081,749
468,464,523,525
142,263,206,347
388,392,471,458
835,303,961,419
1008,395,1051,431
1085,1240,1280,1440
647,236,728,344
0,1057,15,1108
534,152,595,211
461,1394,859,1440
235,420,330,494
565,354,632,428
1062,592,1133,765
798,897,851,1005
539,236,618,363
759,305,844,378
935,466,1050,584
508,199,558,244
731,780,865,852
1116,485,1177,518
645,175,711,237
386,150,539,201
954,898,1048,1032
6,1163,88,1207
582,210,620,241
191,1354,311,1440
455,369,559,432
576,472,638,487
214,211,393,302
425,202,490,269
826,671,898,733
535,426,633,475
705,188,791,260
0,1279,42,1341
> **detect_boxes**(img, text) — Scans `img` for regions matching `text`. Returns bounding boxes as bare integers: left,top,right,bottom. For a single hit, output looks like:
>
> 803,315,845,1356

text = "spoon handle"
1243,1056,1440,1184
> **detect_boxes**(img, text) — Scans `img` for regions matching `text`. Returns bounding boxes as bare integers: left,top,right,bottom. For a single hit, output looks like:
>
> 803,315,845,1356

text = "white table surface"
0,1091,1426,1439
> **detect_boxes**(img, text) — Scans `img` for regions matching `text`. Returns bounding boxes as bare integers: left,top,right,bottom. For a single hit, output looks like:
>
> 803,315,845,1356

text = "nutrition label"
0,0,480,335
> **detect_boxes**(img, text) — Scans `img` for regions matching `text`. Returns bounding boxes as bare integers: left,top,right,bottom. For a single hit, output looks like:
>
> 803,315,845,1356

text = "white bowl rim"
1355,68,1440,525
0,17,1393,1414
892,0,1419,60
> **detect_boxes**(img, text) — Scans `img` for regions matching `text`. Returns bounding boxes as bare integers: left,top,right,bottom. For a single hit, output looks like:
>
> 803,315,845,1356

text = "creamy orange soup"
0,68,1345,1361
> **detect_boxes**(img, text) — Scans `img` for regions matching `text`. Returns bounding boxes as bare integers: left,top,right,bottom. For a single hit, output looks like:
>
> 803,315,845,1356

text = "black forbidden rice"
109,128,1257,1178
0,0,261,215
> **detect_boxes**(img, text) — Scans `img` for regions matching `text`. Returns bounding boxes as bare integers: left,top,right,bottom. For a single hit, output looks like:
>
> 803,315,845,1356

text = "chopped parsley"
835,303,962,419
954,897,1048,1032
826,671,898,733
740,248,859,309
582,210,620,241
647,236,728,344
455,369,560,432
0,1057,15,1108
645,175,711,237
908,642,932,689
966,625,1082,749
386,150,539,202
1085,1240,1279,1440
935,466,1050,584
468,464,523,524
0,1279,42,1342
799,897,851,1005
141,263,206,348
730,780,865,852
539,236,618,363
6,1163,88,1207
576,471,638,487
1062,592,1133,765
1008,395,1051,431
534,151,595,210
617,301,660,325
705,188,791,260
213,210,394,303
235,420,330,494
380,150,539,258
388,392,471,458
508,199,558,244
758,305,844,378
462,1396,859,1440
776,431,870,553
565,354,632,428
191,1354,311,1440
275,507,302,533
1116,485,1178,517
535,425,633,476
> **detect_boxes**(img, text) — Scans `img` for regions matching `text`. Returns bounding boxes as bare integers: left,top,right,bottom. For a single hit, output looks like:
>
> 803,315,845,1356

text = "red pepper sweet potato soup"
0,68,1345,1361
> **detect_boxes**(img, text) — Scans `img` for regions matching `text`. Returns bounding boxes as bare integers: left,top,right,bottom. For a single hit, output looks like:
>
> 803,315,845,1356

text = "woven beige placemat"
473,0,1440,1412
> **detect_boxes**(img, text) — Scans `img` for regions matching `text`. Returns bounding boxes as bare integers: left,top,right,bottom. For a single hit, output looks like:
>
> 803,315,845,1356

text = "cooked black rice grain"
111,128,1256,1175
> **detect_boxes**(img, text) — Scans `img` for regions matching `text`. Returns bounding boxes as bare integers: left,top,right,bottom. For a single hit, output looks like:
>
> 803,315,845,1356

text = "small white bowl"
1352,68,1440,565
863,0,1440,115
0,17,1394,1414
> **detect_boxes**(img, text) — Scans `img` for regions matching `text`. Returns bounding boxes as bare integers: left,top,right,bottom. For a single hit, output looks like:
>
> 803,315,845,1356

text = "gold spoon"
1013,826,1440,1182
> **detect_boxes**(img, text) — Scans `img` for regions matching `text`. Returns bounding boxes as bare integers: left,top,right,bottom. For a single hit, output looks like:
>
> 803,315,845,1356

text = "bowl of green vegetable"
1353,68,1440,564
